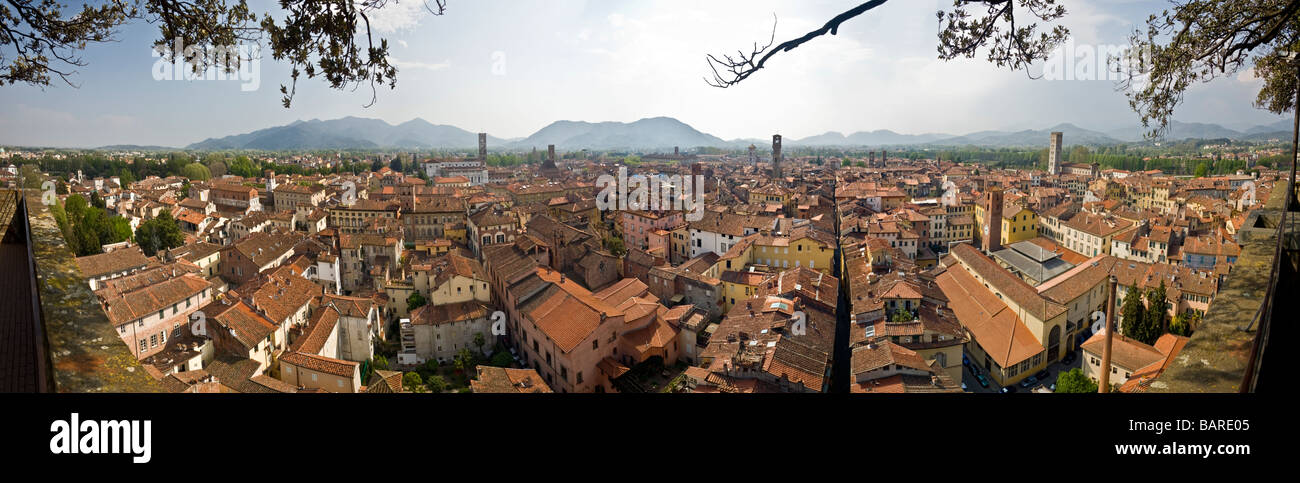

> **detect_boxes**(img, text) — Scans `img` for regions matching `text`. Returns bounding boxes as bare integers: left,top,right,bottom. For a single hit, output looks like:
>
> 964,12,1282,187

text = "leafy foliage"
406,292,427,312
489,350,513,368
57,194,133,256
402,372,423,392
1120,285,1146,339
1124,0,1300,138
1,0,446,107
1141,281,1168,345
1055,367,1098,393
424,374,446,393
134,210,185,256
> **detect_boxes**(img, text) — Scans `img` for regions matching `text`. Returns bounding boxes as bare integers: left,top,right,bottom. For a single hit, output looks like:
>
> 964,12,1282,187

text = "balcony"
0,189,160,392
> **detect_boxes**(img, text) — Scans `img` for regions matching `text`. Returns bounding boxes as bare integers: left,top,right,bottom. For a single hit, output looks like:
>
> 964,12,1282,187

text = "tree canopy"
134,210,185,256
707,0,1300,137
1055,368,1099,393
0,0,447,107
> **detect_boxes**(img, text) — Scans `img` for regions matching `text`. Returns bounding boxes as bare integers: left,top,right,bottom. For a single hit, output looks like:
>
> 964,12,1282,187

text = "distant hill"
936,123,1121,147
95,144,177,151
186,117,508,150
181,115,1293,152
791,130,953,147
506,117,728,150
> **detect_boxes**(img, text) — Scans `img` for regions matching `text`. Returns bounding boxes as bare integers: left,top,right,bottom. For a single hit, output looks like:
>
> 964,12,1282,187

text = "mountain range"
183,116,1296,152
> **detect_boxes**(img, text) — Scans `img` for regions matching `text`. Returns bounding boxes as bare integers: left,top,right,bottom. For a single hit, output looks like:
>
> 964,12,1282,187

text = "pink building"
622,211,684,252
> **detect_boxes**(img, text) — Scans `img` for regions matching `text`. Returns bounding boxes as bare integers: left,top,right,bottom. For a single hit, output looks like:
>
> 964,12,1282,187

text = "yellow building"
715,225,836,276
443,223,467,244
974,199,1038,246
748,184,795,213
413,239,453,256
718,269,774,312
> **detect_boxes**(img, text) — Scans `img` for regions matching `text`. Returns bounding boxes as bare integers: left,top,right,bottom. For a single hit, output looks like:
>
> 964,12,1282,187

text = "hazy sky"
0,0,1290,148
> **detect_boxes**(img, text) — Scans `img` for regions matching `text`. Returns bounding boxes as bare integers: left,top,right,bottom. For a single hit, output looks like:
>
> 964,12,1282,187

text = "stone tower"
772,134,782,182
478,133,487,160
1049,132,1063,175
982,187,1004,253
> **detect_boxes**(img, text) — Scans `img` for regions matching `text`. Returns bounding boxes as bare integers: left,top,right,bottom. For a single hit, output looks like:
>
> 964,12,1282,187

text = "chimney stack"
478,133,487,160
1100,275,1118,393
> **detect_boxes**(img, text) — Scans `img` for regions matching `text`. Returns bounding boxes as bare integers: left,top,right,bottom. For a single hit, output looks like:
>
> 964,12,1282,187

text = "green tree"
1194,162,1209,178
0,1,442,108
402,372,424,392
109,216,134,243
489,351,513,368
1055,368,1098,394
406,292,427,312
1120,285,1146,339
604,235,626,257
208,161,227,178
134,210,185,256
473,332,486,355
1141,281,1169,344
425,374,447,394
1170,313,1193,337
181,163,212,181
890,310,913,322
372,355,390,371
454,348,475,372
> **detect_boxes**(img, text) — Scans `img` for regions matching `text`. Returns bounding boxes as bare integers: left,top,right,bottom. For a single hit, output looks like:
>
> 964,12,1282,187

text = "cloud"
365,1,436,34
390,57,451,71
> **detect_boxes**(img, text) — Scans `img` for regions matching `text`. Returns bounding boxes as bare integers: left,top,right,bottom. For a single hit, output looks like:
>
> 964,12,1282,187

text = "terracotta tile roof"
950,243,1065,322
519,267,622,353
935,261,1044,368
290,306,338,355
470,366,553,393
202,298,278,349
75,245,152,278
851,340,931,374
102,274,212,326
365,370,404,393
280,351,359,378
409,301,492,326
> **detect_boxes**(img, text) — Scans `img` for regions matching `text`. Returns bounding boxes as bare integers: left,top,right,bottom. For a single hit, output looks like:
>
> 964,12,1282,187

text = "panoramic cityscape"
0,0,1284,466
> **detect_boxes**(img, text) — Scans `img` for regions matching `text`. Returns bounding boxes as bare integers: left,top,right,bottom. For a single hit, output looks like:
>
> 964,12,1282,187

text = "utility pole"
1099,275,1118,393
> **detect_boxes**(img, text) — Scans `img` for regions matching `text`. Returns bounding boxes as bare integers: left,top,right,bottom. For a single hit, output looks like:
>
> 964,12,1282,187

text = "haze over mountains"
179,116,1296,152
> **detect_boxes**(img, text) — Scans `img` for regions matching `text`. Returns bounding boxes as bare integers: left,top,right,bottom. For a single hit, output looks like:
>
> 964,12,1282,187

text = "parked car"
1019,376,1038,388
1035,370,1050,381
976,374,989,388
1000,385,1017,393
1062,352,1077,365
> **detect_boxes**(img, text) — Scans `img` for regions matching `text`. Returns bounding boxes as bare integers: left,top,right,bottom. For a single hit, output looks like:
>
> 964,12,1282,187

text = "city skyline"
0,0,1291,148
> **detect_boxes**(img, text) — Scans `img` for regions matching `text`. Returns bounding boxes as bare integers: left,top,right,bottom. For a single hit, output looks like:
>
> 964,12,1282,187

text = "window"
592,340,598,350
